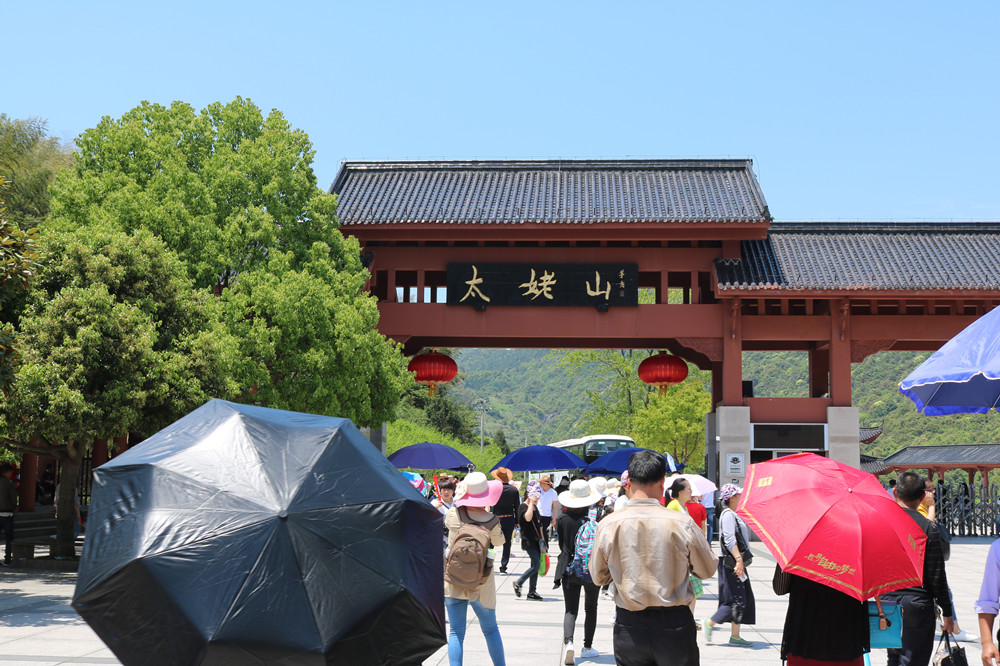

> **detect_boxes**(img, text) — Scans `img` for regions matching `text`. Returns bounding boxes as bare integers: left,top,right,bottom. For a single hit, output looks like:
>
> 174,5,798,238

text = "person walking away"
704,483,756,646
513,480,544,600
0,463,17,566
537,475,558,545
444,472,507,666
773,564,869,664
701,489,716,543
882,471,953,666
590,451,717,666
555,479,605,664
491,468,519,574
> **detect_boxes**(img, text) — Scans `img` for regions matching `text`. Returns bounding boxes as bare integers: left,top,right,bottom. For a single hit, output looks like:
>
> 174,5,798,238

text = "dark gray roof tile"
716,223,1000,291
331,159,771,226
883,444,1000,466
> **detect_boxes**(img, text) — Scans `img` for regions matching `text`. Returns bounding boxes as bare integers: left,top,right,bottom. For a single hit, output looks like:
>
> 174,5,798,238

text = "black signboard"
447,263,638,307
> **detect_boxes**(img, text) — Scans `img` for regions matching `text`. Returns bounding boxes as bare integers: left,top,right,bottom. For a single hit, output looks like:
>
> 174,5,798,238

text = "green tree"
217,243,407,427
48,98,406,424
0,178,41,388
0,115,74,228
557,349,651,435
631,379,712,472
0,229,238,552
493,429,510,455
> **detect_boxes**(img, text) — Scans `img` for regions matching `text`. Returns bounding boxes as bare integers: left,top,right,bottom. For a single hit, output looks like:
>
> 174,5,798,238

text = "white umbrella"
678,473,717,496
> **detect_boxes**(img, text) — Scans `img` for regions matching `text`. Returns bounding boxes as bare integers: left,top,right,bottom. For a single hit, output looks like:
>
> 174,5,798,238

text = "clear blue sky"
8,1,1000,221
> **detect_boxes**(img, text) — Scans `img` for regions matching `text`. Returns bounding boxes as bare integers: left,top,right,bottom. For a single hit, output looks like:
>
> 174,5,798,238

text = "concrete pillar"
716,406,751,487
705,413,718,484
827,406,860,468
361,423,388,455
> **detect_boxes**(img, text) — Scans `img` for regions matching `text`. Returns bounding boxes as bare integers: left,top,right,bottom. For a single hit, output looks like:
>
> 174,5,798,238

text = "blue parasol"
388,442,474,471
899,305,1000,415
490,445,587,472
584,447,681,475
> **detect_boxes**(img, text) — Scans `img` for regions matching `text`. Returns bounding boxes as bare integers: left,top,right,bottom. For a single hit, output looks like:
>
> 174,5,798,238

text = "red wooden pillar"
92,438,109,468
829,300,852,406
808,348,830,398
721,299,743,406
18,453,37,512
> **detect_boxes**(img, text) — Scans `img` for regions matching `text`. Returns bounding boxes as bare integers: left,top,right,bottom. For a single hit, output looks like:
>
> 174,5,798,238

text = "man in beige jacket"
590,451,717,666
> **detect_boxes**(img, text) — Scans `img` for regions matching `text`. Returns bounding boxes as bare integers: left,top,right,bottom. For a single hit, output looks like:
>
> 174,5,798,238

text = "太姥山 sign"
447,263,638,307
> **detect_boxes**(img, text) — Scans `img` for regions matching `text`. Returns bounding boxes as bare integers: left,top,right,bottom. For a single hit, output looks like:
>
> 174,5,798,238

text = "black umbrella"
72,399,445,665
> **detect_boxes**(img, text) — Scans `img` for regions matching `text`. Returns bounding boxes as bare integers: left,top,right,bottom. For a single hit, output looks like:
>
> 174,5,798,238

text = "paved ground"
0,538,992,665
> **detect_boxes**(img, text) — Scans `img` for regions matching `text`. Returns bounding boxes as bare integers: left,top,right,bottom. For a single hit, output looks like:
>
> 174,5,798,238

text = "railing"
935,482,1000,537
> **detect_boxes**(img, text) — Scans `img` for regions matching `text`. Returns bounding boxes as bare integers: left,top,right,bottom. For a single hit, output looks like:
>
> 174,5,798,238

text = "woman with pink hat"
445,472,507,665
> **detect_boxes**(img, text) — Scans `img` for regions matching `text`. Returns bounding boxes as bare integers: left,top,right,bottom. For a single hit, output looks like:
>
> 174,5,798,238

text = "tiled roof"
859,454,889,475
716,222,1000,292
330,159,770,226
882,444,1000,467
860,425,883,444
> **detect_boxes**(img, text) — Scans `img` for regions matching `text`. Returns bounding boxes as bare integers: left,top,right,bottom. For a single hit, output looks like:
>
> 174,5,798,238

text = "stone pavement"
0,538,992,665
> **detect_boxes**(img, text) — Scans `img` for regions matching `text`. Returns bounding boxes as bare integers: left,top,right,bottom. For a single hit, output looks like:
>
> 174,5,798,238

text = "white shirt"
538,487,558,517
700,490,715,509
615,495,629,511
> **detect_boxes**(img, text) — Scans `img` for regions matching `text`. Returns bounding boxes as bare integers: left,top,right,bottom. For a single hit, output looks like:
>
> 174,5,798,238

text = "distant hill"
448,348,1000,457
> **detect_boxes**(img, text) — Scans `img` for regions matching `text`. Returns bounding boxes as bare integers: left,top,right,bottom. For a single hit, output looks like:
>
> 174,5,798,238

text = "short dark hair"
896,472,927,502
439,479,456,492
628,451,666,485
0,462,12,475
668,478,689,500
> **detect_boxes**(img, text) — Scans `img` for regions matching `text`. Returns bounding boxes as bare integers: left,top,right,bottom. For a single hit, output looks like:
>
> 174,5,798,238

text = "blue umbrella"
490,445,587,472
899,305,1000,415
388,442,474,471
585,447,681,475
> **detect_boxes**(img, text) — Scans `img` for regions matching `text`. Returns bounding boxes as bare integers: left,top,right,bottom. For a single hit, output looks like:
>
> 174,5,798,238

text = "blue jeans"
445,596,506,666
705,507,715,543
516,541,541,594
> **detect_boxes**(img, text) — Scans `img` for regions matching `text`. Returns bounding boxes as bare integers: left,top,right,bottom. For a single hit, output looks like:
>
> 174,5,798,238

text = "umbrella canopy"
388,441,474,471
490,445,586,472
737,453,926,601
899,305,1000,414
675,473,717,497
584,447,680,475
73,399,445,666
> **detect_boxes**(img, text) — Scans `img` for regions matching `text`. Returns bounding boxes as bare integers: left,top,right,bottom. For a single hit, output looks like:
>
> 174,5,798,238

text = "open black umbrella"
72,399,445,665
489,445,587,472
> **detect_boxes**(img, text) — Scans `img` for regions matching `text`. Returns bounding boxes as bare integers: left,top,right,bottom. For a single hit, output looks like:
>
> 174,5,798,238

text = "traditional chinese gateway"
330,159,1000,486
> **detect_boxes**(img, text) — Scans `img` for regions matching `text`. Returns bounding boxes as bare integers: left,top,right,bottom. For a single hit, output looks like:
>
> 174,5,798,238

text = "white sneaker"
580,646,599,658
562,640,575,664
952,629,978,642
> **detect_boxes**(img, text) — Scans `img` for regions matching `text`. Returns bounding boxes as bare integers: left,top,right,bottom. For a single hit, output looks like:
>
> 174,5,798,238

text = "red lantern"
638,351,688,394
408,350,458,397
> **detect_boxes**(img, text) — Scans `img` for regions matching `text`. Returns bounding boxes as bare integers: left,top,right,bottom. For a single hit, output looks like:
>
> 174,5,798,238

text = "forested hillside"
449,348,1000,457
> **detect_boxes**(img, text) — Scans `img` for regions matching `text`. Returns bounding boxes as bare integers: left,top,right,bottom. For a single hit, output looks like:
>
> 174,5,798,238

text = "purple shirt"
975,539,1000,615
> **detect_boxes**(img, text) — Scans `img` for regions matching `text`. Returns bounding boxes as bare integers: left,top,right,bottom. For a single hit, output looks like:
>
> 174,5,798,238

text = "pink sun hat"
454,472,503,508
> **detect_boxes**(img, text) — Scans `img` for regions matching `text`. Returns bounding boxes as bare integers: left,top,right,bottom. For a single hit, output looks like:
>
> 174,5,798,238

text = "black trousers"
883,592,937,666
613,605,698,666
1,515,13,564
497,516,515,569
562,575,600,646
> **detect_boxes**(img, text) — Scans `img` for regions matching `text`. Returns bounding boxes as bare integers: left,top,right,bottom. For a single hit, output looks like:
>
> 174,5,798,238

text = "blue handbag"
867,598,903,649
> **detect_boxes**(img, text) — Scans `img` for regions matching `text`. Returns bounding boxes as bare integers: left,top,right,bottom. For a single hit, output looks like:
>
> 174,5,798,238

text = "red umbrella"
736,453,926,601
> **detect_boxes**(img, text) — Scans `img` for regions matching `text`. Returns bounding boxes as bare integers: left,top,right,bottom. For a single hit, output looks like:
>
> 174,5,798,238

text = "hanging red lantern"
638,351,688,394
408,350,458,397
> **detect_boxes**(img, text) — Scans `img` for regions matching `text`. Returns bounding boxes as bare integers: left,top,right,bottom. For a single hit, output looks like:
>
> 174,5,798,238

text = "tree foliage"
0,229,238,550
0,178,41,388
47,97,407,425
631,379,712,472
0,115,74,228
557,349,652,435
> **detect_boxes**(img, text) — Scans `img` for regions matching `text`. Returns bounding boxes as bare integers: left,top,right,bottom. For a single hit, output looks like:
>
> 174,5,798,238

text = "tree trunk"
53,454,81,558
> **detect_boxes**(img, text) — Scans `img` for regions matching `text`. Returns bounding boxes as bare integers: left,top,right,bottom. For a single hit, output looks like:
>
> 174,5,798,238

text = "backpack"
567,508,598,583
445,507,499,591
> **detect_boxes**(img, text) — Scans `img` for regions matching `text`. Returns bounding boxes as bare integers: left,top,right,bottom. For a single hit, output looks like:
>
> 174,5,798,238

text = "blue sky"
7,1,1000,220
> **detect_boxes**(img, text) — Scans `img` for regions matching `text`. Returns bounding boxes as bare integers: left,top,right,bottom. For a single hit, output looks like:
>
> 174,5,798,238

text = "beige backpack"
444,507,499,591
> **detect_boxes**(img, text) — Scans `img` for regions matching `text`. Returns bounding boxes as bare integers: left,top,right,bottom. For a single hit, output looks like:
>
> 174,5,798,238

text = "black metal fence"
935,482,1000,537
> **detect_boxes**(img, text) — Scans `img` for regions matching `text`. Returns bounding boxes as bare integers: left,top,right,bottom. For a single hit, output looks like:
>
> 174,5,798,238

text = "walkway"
0,539,991,665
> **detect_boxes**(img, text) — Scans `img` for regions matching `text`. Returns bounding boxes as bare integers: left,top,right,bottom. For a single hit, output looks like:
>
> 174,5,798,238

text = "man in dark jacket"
0,463,18,566
882,471,953,666
491,467,520,574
